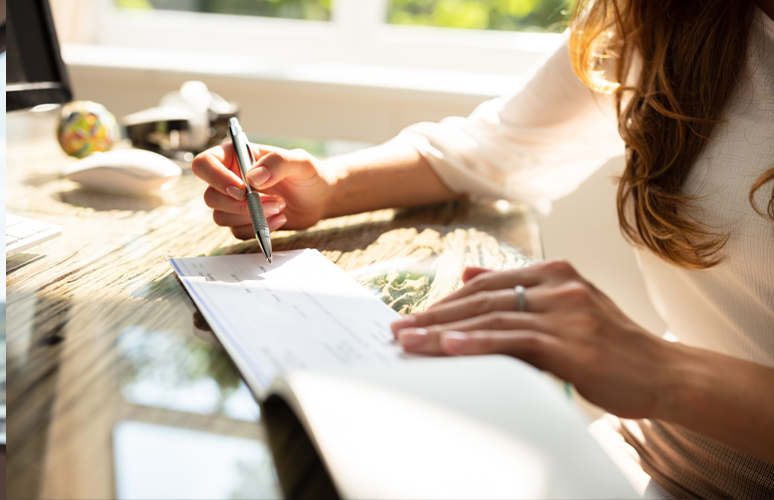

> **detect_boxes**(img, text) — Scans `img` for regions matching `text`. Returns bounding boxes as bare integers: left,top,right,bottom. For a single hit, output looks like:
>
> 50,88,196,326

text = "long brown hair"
569,0,773,269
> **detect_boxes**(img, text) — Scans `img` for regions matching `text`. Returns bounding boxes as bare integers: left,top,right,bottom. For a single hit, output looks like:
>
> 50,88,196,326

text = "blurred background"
50,0,572,142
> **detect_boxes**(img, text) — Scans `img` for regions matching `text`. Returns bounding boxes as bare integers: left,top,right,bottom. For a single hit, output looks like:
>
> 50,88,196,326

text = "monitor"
6,0,73,111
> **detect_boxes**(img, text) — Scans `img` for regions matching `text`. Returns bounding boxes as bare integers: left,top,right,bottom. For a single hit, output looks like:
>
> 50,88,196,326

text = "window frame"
92,0,563,76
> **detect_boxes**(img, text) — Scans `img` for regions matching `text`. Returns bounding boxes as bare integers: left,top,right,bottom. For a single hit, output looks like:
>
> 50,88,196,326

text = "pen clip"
244,136,256,165
240,135,257,195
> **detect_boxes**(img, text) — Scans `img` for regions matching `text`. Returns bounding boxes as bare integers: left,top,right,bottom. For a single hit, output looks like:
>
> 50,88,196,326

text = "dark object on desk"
123,81,239,158
6,0,72,111
5,0,69,261
1,20,6,53
263,396,340,500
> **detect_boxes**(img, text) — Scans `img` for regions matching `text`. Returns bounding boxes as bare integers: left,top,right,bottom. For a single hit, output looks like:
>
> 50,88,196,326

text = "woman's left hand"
390,259,680,420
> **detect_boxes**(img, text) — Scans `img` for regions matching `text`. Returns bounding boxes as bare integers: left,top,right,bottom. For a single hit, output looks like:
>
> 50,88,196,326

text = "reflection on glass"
118,325,260,421
387,0,571,33
113,421,281,500
349,258,436,316
115,0,332,21
350,241,533,316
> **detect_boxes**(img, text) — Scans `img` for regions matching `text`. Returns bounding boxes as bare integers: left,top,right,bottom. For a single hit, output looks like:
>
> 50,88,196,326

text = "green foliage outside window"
116,0,332,21
388,0,572,33
116,0,571,32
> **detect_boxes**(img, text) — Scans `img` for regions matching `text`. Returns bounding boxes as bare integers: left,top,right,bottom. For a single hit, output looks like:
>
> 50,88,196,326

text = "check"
169,249,404,395
169,250,637,500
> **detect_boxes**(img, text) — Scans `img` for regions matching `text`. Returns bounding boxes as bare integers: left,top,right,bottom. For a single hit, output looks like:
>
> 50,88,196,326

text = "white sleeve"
397,31,625,215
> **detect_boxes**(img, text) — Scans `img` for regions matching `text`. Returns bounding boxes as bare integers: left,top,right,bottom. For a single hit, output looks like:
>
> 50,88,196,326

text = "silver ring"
514,285,527,312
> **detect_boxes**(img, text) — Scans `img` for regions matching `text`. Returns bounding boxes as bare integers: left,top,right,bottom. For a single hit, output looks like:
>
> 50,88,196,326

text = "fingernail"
391,316,417,335
262,201,280,215
278,198,286,210
247,166,271,188
399,328,427,349
442,331,468,353
226,186,245,201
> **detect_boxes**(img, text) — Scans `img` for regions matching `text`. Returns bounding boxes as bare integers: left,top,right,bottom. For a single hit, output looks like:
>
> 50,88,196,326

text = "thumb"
246,149,318,190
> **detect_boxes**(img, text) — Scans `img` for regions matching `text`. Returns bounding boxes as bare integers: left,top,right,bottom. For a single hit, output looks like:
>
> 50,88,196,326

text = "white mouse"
63,149,182,194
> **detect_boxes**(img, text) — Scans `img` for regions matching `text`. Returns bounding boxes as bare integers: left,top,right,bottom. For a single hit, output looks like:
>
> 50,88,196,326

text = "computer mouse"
63,149,183,194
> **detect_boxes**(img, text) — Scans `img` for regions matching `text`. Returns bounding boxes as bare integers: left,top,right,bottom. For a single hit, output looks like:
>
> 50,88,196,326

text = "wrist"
318,157,348,220
652,340,712,424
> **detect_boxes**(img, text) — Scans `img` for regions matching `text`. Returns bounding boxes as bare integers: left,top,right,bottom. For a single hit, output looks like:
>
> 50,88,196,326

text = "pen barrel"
246,192,273,255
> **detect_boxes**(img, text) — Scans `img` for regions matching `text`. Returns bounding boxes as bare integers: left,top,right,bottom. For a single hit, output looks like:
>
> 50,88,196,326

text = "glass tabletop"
6,110,541,499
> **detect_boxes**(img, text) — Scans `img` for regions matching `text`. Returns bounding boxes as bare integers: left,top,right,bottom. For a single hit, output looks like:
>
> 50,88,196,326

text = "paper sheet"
170,249,405,394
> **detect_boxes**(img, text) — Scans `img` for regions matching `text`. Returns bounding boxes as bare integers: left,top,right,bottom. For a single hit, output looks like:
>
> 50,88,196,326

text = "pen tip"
268,256,272,264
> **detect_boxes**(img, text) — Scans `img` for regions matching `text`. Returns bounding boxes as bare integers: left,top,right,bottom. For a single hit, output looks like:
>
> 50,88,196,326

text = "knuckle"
202,188,218,208
576,310,603,331
542,258,576,278
288,148,314,165
231,227,249,240
190,156,203,177
413,311,434,327
467,275,490,294
211,211,229,227
474,333,496,353
482,311,511,330
191,150,217,179
470,291,495,313
559,281,593,305
263,151,286,166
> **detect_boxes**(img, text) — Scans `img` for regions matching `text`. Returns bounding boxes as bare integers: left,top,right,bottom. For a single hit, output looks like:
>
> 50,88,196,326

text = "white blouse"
398,7,774,498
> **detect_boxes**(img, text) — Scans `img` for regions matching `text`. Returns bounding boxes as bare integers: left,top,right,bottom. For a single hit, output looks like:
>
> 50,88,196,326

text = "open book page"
170,249,404,396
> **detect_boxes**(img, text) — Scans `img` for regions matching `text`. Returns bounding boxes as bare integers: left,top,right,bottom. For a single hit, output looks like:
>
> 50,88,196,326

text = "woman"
192,0,774,496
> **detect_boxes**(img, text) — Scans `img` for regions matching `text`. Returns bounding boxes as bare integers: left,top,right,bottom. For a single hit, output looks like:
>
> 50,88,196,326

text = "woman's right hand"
192,143,333,239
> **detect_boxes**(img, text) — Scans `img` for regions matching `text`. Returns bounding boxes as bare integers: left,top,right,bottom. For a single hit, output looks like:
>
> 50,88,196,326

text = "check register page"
170,249,404,393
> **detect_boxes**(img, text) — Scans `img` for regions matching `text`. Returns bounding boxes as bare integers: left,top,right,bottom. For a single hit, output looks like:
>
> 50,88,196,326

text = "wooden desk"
6,111,541,500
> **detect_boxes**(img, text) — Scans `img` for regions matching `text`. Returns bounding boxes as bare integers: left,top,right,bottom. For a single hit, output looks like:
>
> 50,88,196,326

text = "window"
97,0,566,75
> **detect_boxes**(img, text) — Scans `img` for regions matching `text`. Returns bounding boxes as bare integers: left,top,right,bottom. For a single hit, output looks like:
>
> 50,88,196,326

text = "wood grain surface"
5,112,540,500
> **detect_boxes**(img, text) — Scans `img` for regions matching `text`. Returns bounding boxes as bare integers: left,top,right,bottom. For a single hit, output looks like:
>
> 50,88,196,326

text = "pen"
228,117,273,263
